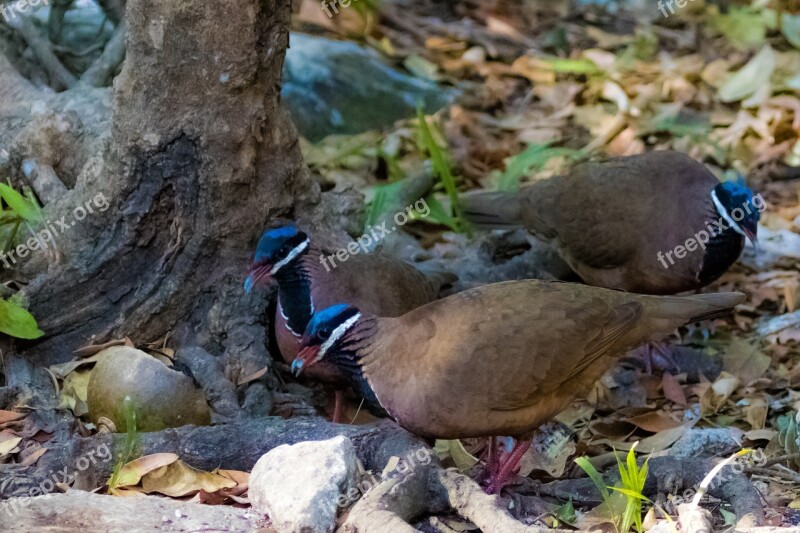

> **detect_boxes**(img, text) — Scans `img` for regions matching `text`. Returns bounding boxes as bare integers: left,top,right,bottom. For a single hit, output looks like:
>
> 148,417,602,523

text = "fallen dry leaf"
662,373,687,406
625,411,683,433
112,453,180,489
0,437,22,457
140,460,237,497
0,410,26,425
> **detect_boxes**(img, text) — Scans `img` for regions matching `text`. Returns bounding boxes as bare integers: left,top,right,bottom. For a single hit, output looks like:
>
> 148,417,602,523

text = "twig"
80,20,126,87
6,15,78,90
756,453,800,469
747,466,800,484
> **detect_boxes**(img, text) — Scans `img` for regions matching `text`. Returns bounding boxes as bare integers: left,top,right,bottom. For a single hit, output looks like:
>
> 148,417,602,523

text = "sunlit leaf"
718,45,775,103
0,298,44,339
0,183,41,222
140,459,237,497
111,453,179,489
497,143,584,191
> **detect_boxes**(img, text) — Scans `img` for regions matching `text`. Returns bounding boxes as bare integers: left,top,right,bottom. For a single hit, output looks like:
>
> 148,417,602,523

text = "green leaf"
415,107,470,235
575,456,611,503
365,180,407,228
718,45,775,103
109,397,140,490
403,54,442,81
720,508,737,525
553,499,577,524
711,6,769,50
0,298,44,339
0,183,42,223
418,194,459,231
543,57,601,74
608,486,652,502
497,143,584,192
782,13,800,49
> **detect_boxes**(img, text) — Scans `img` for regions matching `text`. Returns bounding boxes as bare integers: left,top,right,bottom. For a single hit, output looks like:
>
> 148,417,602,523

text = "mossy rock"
87,346,210,432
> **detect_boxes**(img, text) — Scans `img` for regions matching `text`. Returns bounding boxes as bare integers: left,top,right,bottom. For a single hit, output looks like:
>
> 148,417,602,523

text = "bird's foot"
478,436,501,483
484,436,532,494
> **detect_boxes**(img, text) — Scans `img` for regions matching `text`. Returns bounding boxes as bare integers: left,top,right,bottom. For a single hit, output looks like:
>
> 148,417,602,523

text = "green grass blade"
575,456,611,503
608,487,652,502
0,183,42,222
415,107,470,235
108,397,140,491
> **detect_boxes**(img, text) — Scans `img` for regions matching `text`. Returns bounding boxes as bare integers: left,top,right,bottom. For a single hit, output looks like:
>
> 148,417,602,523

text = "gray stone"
669,428,745,458
249,435,359,533
87,346,211,432
283,34,456,141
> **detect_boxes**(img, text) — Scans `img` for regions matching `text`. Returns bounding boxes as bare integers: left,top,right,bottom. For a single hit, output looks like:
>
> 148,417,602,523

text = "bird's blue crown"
305,304,359,340
715,181,760,221
254,224,305,263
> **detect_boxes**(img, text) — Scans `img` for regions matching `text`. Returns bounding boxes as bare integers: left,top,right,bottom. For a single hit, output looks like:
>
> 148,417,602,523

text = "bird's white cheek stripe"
317,313,361,361
711,190,746,237
270,239,309,275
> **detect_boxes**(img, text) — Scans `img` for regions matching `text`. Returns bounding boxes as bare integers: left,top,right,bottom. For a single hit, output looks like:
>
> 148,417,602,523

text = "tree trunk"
16,0,316,380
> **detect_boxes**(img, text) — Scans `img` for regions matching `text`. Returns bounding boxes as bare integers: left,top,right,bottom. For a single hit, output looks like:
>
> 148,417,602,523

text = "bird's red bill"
292,345,321,376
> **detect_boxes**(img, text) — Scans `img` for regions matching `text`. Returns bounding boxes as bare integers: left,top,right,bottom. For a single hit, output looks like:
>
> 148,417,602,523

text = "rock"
87,346,211,432
427,230,574,295
669,428,745,459
283,33,456,141
248,435,359,533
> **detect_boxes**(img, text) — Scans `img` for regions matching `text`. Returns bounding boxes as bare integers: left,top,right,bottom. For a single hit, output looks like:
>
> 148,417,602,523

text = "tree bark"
15,0,317,380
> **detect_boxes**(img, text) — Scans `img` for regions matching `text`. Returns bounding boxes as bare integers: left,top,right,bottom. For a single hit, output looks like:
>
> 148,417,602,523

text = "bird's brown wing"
381,281,643,413
308,252,438,317
520,152,719,270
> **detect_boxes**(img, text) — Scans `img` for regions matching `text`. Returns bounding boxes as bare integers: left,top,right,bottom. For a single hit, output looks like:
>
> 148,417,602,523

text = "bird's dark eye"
318,326,332,339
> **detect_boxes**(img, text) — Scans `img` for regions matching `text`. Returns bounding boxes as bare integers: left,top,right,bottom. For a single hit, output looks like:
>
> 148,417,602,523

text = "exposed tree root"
7,15,77,90
342,463,576,532
0,490,265,532
79,20,125,87
536,456,765,526
0,417,426,499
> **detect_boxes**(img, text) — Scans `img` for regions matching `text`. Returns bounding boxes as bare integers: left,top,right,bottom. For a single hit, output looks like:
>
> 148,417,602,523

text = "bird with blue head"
244,224,309,294
710,180,761,247
244,223,448,421
460,151,763,294
293,280,745,493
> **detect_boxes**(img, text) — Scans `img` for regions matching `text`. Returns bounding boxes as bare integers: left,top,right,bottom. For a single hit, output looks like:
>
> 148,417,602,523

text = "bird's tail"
458,190,523,230
645,291,746,330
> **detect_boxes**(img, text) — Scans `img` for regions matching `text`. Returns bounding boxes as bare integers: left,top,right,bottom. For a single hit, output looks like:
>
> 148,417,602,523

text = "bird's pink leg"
485,436,532,495
480,437,500,482
331,390,343,424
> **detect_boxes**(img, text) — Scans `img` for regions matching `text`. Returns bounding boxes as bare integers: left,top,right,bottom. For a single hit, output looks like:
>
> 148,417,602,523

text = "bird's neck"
274,248,323,336
328,316,389,417
699,197,746,284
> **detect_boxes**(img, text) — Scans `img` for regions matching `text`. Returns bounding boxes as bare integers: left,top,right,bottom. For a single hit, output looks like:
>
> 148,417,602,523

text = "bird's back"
521,151,721,292
276,250,441,368
363,280,743,438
